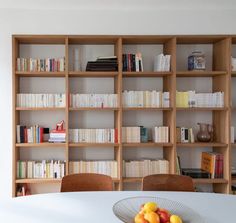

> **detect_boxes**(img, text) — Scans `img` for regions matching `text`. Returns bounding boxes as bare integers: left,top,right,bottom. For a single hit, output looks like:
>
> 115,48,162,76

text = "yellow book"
201,152,216,178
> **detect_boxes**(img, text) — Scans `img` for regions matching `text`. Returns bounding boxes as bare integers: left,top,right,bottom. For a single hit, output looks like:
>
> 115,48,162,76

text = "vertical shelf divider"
163,37,177,174
115,37,123,190
212,37,231,193
12,36,19,197
65,37,69,176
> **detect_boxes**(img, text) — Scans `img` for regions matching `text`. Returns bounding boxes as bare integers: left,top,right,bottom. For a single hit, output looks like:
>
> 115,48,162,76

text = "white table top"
1,191,236,223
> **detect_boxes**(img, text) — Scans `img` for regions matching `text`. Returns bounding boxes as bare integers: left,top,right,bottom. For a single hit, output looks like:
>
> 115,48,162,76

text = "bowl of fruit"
113,196,204,223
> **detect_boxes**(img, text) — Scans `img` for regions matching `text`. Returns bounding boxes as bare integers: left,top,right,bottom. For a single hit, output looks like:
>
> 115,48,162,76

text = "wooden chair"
60,173,113,192
142,174,195,192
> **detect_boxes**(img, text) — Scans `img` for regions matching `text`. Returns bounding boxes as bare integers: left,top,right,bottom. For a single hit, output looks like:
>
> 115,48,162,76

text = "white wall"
1,0,236,199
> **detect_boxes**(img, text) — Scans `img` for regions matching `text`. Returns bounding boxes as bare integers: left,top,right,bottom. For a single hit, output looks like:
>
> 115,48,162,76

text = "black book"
20,126,25,143
182,168,211,178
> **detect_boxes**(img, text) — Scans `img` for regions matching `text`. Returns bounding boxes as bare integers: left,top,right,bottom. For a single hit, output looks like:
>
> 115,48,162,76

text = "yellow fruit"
170,215,183,223
144,211,160,223
143,202,158,212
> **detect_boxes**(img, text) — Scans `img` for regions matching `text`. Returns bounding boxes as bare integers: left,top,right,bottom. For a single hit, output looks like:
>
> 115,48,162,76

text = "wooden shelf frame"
12,35,236,196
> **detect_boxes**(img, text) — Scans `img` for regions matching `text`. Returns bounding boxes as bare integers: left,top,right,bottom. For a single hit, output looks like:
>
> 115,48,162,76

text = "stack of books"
49,129,66,143
86,56,118,71
122,53,143,72
182,168,211,178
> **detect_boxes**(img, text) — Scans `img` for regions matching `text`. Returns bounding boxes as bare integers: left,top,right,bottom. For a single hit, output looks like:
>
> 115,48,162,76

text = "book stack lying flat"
182,168,211,178
49,129,66,143
86,56,118,71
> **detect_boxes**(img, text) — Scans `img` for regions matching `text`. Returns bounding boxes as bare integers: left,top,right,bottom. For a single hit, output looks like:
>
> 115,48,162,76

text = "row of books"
201,152,224,178
154,54,171,72
16,58,65,72
122,53,143,72
231,126,235,143
176,91,224,107
17,160,65,179
152,126,169,143
17,93,65,108
70,94,118,108
69,129,118,143
176,127,194,143
69,161,117,178
16,125,45,143
122,91,170,108
123,159,169,177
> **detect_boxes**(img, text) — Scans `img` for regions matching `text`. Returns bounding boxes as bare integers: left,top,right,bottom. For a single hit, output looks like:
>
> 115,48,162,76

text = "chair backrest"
142,174,195,192
60,173,113,192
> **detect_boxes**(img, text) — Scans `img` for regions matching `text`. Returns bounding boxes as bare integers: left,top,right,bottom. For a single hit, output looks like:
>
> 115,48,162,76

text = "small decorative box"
188,51,206,71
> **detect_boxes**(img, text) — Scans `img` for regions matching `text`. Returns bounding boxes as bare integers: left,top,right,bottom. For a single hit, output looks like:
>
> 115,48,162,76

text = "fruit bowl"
113,196,204,223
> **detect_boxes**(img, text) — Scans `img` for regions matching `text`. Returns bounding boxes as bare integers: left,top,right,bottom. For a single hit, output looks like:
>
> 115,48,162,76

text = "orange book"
201,152,216,178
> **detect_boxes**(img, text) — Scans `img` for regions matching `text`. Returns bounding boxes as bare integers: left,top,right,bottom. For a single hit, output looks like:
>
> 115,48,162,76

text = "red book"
40,127,44,143
24,127,27,143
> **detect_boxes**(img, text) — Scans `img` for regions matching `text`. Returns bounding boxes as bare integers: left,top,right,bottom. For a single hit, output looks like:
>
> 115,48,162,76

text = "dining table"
0,191,236,223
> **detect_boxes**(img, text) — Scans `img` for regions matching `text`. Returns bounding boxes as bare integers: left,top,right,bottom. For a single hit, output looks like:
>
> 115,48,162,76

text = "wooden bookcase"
12,35,234,196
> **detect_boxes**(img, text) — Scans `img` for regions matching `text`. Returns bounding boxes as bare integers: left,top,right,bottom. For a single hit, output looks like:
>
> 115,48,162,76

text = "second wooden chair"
60,173,113,192
142,174,195,192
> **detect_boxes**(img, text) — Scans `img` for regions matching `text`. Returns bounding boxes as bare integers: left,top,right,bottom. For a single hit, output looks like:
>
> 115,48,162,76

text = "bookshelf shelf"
15,179,62,184
69,107,120,111
176,71,227,77
12,34,234,196
15,71,66,77
193,178,228,184
123,107,172,111
123,177,142,183
69,71,118,77
232,178,236,184
123,71,173,77
16,107,66,111
176,107,228,111
69,143,120,147
177,143,228,147
123,143,173,147
16,143,66,147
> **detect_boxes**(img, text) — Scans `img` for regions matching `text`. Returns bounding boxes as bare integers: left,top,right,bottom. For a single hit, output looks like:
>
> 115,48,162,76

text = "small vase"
197,123,211,142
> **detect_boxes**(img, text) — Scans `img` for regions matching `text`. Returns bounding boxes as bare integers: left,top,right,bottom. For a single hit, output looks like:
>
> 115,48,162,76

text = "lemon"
170,215,183,223
143,202,158,212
